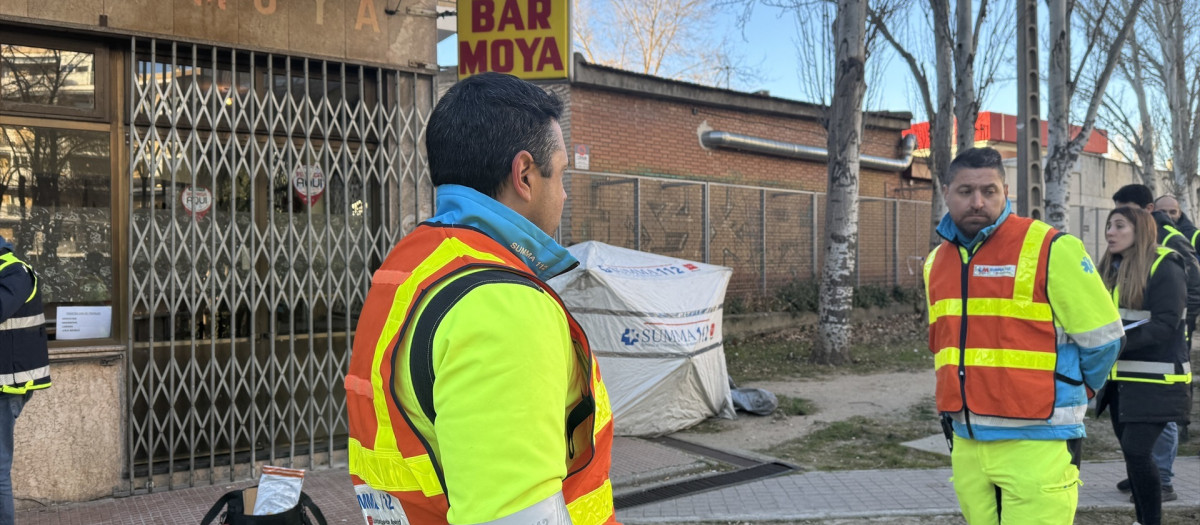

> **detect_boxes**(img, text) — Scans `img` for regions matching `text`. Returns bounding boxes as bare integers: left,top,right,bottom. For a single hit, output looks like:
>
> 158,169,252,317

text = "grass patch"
765,399,951,471
725,312,931,383
775,395,817,417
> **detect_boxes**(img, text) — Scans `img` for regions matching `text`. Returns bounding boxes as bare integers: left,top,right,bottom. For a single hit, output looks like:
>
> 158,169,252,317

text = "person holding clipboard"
1095,206,1193,525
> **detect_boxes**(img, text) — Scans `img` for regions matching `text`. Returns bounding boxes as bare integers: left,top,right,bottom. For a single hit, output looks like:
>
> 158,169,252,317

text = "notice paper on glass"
56,306,112,340
1123,318,1150,331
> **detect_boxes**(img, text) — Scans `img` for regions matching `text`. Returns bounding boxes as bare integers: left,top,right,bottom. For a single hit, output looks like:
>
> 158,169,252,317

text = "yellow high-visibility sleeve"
397,280,574,525
1045,234,1123,388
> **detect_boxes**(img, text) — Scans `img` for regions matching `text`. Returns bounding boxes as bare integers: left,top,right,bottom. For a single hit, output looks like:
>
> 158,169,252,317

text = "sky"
436,4,1026,124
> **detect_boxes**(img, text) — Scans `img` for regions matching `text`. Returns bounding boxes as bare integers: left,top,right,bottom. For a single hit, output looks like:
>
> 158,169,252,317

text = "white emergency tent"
548,241,736,436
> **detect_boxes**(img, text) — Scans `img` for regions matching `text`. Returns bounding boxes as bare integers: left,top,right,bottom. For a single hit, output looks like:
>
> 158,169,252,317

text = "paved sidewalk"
618,456,1200,523
14,444,1199,524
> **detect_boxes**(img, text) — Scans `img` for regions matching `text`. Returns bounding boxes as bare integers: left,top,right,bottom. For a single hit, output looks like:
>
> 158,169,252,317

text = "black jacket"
0,247,50,391
1095,249,1192,424
1174,211,1198,240
1152,210,1200,325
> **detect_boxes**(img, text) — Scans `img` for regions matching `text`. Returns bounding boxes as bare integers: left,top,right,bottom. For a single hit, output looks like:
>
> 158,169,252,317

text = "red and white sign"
180,185,213,219
292,165,326,206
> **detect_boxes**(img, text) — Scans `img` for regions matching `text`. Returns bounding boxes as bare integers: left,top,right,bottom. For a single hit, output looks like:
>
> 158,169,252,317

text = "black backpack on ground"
200,488,327,525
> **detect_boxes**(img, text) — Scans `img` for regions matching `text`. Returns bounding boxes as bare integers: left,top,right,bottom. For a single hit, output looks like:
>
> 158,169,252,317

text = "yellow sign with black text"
457,0,569,80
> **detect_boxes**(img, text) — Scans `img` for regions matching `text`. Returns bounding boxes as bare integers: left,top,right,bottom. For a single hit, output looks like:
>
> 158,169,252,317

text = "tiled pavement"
14,440,1199,524
617,456,1200,523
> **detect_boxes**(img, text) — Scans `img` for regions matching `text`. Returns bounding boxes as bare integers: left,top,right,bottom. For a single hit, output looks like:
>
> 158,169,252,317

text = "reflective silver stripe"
949,405,1087,428
475,491,571,525
0,314,45,331
1068,318,1125,349
1118,308,1151,321
0,366,50,386
1115,360,1190,375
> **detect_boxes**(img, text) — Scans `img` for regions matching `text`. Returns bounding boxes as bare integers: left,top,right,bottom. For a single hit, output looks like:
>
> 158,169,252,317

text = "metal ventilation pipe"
700,131,918,172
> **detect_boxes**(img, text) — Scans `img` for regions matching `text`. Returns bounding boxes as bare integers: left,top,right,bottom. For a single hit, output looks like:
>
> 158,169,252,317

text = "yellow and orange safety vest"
344,223,616,524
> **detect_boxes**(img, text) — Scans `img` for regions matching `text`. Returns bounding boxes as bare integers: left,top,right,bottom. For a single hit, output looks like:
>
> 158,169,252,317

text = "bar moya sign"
457,0,569,80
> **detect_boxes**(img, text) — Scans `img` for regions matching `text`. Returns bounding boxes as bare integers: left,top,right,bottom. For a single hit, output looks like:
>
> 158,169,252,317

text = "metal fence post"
704,182,710,264
894,200,900,287
855,217,860,288
761,189,767,296
634,178,641,251
811,193,819,281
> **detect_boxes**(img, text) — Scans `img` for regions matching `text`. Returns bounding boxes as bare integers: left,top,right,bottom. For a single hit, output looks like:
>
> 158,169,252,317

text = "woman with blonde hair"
1095,206,1192,525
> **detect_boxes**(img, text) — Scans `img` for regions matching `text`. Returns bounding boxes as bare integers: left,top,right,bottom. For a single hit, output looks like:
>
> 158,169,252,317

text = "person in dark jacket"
1113,185,1200,340
1096,206,1193,525
0,235,50,525
1113,186,1199,493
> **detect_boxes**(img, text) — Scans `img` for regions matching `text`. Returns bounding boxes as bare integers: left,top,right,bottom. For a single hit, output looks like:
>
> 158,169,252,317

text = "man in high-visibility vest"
924,147,1123,525
0,235,50,525
1152,195,1197,446
344,72,617,525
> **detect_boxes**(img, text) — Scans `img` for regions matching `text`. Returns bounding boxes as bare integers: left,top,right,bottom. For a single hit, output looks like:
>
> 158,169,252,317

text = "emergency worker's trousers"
950,436,1081,525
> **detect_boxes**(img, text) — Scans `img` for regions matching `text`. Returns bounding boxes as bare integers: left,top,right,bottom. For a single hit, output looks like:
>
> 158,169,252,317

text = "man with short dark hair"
345,73,617,525
925,147,1122,524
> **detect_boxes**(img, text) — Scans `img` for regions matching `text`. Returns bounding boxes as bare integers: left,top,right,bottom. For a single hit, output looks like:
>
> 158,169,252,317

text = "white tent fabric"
548,241,736,436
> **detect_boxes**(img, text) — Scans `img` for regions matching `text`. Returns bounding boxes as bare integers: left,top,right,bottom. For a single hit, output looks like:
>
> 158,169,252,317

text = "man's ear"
1146,202,1156,212
508,150,536,203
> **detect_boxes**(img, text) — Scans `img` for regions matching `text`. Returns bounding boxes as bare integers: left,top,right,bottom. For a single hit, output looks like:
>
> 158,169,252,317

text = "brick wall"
559,84,933,302
565,85,907,196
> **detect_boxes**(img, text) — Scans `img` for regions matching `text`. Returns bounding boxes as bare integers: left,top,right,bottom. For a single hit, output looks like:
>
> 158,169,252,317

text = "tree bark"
1044,0,1073,231
1152,0,1199,215
928,0,956,249
953,0,980,154
1044,0,1145,231
1126,33,1158,192
812,0,868,366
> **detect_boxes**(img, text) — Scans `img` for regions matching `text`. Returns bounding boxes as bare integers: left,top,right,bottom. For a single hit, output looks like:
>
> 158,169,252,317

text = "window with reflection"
1,42,102,117
0,125,112,339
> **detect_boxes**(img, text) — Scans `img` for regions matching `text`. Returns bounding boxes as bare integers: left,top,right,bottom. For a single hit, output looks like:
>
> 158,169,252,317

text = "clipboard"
1123,318,1149,331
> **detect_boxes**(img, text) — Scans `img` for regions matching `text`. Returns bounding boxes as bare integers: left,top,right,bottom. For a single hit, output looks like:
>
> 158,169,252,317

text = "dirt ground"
674,369,936,454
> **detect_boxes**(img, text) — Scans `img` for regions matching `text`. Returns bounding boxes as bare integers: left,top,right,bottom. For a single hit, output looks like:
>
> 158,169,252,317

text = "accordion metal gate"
125,37,434,491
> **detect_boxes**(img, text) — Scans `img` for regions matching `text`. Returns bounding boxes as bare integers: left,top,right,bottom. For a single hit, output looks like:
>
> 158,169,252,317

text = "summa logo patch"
973,264,1016,278
620,322,716,346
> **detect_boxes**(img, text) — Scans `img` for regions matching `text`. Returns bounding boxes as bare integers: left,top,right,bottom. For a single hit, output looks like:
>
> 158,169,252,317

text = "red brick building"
532,55,932,300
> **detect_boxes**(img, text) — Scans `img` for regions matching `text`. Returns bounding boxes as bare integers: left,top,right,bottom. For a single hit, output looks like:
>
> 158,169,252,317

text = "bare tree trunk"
813,0,868,366
1044,0,1073,231
1152,0,1200,215
1128,34,1159,192
927,1,956,249
953,0,979,154
1044,0,1145,232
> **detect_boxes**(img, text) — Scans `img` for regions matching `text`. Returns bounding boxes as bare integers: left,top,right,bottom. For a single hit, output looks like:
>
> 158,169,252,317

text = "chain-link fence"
562,170,934,305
